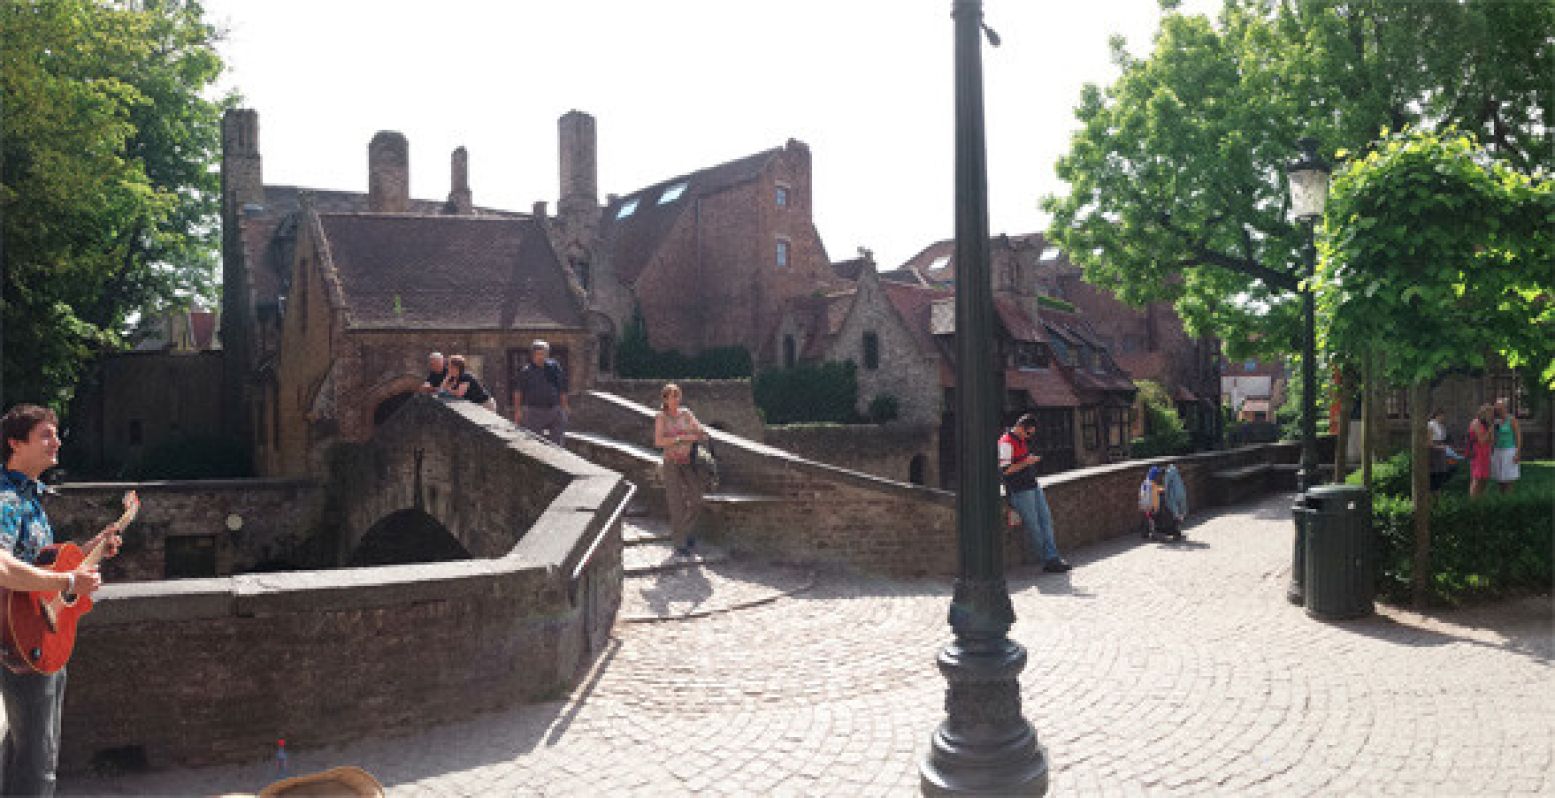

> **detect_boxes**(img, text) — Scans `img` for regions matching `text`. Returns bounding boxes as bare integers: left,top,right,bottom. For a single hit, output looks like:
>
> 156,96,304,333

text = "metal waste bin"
1301,484,1374,620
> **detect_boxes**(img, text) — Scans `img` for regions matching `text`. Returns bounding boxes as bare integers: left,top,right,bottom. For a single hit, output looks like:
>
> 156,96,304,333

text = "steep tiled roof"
1006,369,1081,408
601,148,779,286
995,298,1048,343
880,281,956,385
243,185,522,309
316,214,582,331
830,256,873,281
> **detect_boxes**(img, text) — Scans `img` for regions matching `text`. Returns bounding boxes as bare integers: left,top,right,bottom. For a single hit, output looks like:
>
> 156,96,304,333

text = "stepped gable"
601,148,780,286
315,214,583,331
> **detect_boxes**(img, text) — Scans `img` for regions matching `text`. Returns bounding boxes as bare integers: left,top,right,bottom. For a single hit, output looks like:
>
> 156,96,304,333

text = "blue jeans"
0,667,66,797
1009,486,1060,564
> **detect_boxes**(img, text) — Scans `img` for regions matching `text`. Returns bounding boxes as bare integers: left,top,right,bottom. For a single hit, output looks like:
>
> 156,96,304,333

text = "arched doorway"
347,509,471,567
373,391,415,428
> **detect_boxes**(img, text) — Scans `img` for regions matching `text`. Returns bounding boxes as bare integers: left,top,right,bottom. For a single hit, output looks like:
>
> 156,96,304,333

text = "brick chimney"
220,109,263,211
447,146,473,214
368,131,409,213
558,111,597,215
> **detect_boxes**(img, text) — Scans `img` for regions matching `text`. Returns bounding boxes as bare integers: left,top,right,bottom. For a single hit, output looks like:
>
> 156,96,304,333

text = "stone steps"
623,541,729,576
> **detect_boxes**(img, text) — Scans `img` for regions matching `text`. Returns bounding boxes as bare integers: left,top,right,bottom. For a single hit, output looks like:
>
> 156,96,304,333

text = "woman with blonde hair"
1466,404,1494,499
441,355,497,412
653,383,709,557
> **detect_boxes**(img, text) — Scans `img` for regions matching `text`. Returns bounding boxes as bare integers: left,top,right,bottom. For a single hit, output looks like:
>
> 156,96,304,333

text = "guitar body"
0,543,92,675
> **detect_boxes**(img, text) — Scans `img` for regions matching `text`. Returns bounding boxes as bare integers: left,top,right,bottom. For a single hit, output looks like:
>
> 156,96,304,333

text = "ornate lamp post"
1284,137,1331,605
919,2,1048,794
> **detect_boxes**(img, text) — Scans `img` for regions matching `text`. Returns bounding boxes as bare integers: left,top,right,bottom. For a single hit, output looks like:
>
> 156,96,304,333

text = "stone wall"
588,378,765,441
826,271,943,427
64,351,227,478
763,423,939,486
46,479,324,582
61,396,632,774
328,396,576,563
572,390,1300,576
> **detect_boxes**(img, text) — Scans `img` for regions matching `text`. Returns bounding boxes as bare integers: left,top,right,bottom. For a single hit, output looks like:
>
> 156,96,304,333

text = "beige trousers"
661,461,705,547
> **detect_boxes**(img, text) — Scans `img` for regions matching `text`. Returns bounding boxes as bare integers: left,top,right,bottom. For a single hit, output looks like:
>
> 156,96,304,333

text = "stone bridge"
328,396,593,566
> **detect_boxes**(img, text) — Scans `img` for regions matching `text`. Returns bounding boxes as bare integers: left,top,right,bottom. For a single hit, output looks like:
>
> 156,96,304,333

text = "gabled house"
596,139,840,358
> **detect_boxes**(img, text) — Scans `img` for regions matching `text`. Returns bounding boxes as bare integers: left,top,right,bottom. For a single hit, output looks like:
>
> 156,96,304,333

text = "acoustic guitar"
0,490,139,674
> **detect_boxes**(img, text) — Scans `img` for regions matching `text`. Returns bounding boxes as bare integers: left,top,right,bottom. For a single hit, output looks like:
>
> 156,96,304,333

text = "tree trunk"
1410,381,1433,610
1361,351,1377,489
1333,368,1351,483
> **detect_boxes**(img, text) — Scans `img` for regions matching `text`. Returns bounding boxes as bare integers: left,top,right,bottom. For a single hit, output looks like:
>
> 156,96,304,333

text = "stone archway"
373,391,415,427
347,508,471,567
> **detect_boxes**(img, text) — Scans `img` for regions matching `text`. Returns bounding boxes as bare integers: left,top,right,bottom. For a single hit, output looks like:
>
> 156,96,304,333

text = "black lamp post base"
920,638,1049,796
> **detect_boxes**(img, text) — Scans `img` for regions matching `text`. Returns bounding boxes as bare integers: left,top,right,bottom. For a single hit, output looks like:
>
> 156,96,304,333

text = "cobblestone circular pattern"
64,493,1554,797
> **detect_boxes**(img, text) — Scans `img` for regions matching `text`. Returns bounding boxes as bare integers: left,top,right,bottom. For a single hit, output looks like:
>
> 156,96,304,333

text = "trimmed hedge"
615,312,753,379
1357,457,1552,605
754,361,858,425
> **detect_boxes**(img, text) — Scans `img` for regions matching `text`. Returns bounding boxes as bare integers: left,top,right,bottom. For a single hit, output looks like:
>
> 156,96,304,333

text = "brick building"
594,138,839,357
889,232,1222,450
219,110,590,476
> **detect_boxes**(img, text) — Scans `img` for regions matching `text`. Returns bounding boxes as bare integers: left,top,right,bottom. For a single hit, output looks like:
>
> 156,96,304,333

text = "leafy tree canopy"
1044,0,1553,359
1320,128,1554,388
1,0,230,408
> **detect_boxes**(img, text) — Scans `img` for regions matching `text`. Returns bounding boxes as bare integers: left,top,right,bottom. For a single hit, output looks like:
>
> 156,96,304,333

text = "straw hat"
252,766,384,798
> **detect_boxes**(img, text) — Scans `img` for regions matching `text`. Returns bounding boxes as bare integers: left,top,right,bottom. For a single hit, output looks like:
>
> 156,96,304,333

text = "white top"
1428,418,1447,444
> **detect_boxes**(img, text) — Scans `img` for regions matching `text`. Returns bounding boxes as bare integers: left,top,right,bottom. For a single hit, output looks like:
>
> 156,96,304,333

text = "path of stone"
64,493,1553,796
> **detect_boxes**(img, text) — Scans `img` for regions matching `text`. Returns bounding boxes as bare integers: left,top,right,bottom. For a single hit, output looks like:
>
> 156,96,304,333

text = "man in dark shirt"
420,352,447,394
513,341,569,445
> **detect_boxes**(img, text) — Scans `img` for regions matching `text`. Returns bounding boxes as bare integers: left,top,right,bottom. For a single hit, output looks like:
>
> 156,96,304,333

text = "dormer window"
928,255,950,271
616,198,639,219
659,183,687,204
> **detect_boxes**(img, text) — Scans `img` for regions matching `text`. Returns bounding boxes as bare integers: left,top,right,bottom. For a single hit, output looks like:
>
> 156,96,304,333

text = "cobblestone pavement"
64,493,1553,796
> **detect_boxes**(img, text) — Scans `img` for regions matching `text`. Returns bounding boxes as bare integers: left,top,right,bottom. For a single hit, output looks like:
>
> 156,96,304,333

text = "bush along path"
1353,454,1553,606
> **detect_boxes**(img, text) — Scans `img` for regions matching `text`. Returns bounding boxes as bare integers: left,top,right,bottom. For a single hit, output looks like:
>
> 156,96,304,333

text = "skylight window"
928,255,951,271
616,199,640,219
659,183,687,204
1039,247,1061,261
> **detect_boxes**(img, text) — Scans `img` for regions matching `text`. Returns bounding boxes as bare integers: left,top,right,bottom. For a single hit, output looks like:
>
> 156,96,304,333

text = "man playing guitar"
0,405,120,796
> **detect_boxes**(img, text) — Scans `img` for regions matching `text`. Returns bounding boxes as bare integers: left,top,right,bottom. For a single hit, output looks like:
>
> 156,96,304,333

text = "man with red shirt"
999,414,1071,573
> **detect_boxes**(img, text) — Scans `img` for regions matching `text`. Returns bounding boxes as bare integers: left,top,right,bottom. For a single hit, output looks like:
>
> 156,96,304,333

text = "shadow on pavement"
1329,595,1554,665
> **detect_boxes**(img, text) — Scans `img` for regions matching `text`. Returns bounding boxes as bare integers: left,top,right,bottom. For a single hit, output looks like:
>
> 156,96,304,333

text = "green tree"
1,0,229,408
1320,128,1554,607
1044,0,1554,358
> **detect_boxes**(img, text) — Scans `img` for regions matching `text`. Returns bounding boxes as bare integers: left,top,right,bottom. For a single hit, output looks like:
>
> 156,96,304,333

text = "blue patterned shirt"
0,470,54,564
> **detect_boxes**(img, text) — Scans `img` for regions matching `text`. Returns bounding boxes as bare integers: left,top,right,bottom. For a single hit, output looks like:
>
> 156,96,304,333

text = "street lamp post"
1284,137,1331,605
919,2,1048,795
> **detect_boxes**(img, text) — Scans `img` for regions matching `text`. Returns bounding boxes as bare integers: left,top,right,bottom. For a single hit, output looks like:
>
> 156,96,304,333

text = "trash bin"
1302,484,1374,620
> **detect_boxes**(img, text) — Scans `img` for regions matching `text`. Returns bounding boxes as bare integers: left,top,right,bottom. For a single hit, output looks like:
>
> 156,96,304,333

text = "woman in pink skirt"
1466,404,1493,499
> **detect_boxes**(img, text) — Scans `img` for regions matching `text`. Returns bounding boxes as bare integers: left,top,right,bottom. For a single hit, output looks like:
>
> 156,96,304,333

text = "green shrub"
130,434,254,480
866,394,900,424
1366,460,1552,605
1035,294,1076,313
1133,380,1190,457
754,361,858,424
615,311,753,379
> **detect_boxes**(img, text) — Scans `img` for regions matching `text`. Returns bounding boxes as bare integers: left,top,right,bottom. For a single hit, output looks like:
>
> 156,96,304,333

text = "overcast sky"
204,0,1214,269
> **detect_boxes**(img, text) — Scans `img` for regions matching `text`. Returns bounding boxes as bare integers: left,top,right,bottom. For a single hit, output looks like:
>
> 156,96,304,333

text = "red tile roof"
1006,369,1081,408
316,214,583,331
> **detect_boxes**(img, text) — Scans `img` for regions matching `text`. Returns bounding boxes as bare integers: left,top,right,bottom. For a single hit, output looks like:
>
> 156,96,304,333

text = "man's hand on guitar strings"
92,526,124,559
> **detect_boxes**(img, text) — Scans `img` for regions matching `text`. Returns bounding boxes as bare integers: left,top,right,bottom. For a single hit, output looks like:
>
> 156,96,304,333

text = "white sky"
205,0,1216,269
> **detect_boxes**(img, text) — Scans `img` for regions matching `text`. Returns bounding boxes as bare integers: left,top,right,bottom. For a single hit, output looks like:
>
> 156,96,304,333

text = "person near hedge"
0,405,122,797
654,383,709,558
1490,398,1522,494
440,355,496,412
998,414,1071,573
1427,408,1454,492
1466,404,1494,499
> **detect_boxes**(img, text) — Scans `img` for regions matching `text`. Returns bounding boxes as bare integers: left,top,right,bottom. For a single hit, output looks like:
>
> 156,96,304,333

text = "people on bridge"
441,355,496,412
513,341,569,446
999,415,1071,573
1490,398,1521,494
654,383,709,558
420,352,447,394
0,405,121,797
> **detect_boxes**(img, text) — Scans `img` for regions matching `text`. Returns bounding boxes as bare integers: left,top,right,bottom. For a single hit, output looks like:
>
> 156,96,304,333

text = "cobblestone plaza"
66,493,1553,796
